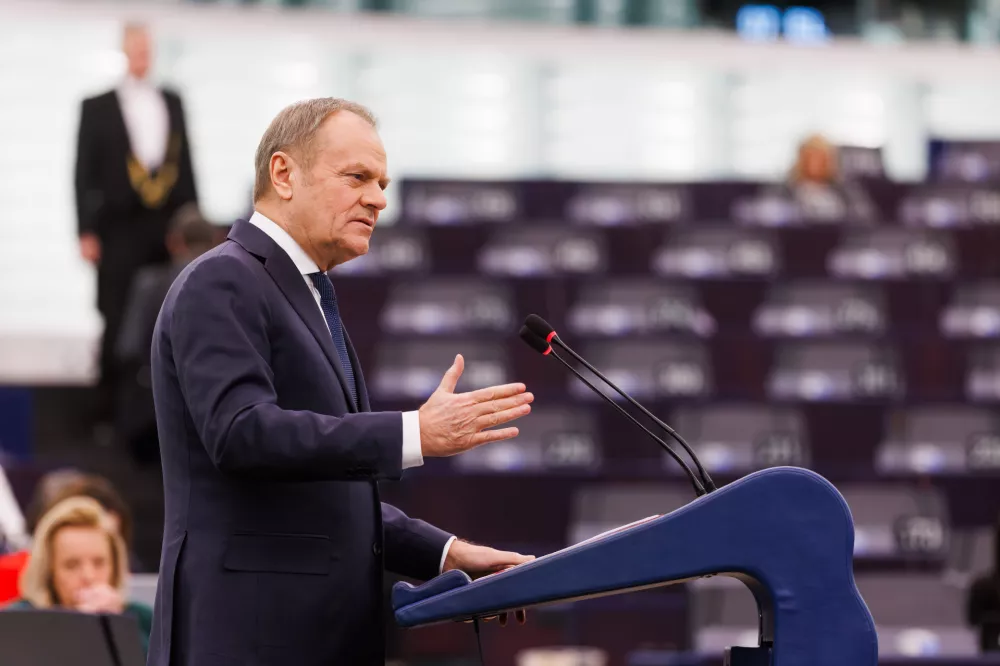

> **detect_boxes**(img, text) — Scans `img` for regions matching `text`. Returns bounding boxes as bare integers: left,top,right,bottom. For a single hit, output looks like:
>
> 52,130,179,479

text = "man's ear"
270,151,294,201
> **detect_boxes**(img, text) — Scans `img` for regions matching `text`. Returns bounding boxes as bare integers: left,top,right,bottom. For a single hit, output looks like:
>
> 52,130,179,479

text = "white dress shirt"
248,212,456,572
116,76,169,170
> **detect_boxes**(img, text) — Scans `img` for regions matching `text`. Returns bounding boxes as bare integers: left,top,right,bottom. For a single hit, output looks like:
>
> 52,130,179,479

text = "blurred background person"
789,133,840,187
3,497,152,655
968,519,1000,653
74,21,198,444
115,204,217,465
0,469,89,604
0,469,140,606
21,472,139,572
785,133,878,223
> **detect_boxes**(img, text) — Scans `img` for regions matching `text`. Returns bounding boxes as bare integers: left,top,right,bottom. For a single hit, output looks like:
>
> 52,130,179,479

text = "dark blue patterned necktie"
308,272,357,408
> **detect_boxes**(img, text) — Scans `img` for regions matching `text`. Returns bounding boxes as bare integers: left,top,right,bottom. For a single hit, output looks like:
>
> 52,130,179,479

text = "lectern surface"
394,466,878,666
0,609,145,666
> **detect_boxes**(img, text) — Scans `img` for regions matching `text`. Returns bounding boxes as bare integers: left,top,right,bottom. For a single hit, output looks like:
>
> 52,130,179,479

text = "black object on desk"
0,609,145,666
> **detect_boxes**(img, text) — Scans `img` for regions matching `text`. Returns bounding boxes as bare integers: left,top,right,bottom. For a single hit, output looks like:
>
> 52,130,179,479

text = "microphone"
518,326,707,497
523,314,716,493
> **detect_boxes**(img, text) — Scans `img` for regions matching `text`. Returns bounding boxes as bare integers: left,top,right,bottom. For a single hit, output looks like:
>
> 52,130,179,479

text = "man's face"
287,111,389,269
123,29,152,80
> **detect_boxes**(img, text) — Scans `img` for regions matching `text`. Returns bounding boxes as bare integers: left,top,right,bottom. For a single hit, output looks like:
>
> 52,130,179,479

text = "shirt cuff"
439,535,458,574
401,410,423,470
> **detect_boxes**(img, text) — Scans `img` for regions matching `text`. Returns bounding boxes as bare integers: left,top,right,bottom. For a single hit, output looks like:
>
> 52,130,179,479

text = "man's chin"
341,241,370,262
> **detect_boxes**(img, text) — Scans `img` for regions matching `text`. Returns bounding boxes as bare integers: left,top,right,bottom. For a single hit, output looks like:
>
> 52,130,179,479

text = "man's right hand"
418,354,533,457
80,233,101,264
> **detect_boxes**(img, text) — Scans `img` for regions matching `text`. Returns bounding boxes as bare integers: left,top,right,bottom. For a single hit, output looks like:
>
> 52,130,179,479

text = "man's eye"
351,174,364,180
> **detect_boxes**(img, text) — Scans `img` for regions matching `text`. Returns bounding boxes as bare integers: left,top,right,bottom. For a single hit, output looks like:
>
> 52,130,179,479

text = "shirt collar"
120,75,155,93
248,211,321,276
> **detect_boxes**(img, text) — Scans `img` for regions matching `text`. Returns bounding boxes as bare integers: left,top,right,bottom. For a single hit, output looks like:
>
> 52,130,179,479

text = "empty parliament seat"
877,406,1000,475
856,573,977,657
753,281,886,338
767,341,904,401
452,406,601,474
566,280,714,338
379,280,514,336
570,341,713,401
840,484,950,563
651,227,780,280
664,404,810,475
371,340,510,400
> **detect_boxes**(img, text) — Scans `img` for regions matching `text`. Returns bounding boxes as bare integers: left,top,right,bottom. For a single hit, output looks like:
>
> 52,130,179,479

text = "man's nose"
363,185,388,212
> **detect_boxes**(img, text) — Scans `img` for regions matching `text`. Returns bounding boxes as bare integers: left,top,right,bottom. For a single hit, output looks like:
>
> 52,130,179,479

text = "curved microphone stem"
550,336,717,493
547,347,706,497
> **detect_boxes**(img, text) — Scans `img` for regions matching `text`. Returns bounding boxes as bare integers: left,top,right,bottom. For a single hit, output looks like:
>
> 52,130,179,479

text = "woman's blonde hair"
19,496,129,608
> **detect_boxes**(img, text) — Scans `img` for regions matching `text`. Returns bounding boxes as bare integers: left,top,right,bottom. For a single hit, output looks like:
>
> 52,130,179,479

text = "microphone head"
524,314,557,341
519,325,551,356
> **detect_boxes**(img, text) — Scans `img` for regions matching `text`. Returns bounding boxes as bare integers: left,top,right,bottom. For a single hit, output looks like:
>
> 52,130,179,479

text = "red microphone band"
545,331,557,343
543,346,552,355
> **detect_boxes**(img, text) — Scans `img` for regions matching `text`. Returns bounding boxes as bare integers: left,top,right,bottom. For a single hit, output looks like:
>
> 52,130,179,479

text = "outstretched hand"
443,539,534,626
418,354,533,458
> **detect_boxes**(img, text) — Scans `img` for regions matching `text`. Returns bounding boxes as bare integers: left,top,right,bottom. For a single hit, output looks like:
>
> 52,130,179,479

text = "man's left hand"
442,539,533,626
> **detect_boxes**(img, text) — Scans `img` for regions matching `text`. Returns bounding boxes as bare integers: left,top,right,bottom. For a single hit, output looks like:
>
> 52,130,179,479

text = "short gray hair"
253,97,377,202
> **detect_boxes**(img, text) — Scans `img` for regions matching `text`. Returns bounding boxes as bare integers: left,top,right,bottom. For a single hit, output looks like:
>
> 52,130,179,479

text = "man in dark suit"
116,204,217,465
75,22,198,436
148,98,534,666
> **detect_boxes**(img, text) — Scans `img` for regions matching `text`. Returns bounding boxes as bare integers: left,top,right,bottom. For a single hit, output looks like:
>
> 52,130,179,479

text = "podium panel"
0,609,145,666
394,466,877,666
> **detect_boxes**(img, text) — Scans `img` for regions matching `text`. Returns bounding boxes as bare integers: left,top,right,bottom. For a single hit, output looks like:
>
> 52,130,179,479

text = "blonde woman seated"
3,496,152,654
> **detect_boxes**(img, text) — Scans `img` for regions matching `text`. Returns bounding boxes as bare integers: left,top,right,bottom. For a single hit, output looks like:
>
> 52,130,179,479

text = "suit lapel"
108,92,133,153
228,220,359,413
163,92,182,134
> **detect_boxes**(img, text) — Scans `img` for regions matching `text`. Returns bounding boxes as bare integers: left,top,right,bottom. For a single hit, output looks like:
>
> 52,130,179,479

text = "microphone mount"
523,315,716,493
519,326,707,497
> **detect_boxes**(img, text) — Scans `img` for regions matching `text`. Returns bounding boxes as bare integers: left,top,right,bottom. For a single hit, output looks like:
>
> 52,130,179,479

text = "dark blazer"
74,87,197,244
115,261,186,463
148,219,453,666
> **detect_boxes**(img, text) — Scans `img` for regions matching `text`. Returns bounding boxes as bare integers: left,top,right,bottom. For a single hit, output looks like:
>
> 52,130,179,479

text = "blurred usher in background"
7,0,1000,664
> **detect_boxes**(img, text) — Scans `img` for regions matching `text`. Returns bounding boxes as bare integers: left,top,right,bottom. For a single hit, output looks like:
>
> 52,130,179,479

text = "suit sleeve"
74,99,101,237
381,503,453,581
169,252,404,481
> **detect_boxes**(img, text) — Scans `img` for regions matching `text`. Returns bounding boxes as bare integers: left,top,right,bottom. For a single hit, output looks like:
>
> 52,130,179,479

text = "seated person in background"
968,520,1000,652
0,470,142,604
116,204,218,464
4,497,152,654
0,470,89,603
24,470,141,572
786,133,878,224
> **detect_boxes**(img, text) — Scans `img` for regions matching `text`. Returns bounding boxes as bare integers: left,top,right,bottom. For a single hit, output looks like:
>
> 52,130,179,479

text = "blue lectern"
393,466,877,666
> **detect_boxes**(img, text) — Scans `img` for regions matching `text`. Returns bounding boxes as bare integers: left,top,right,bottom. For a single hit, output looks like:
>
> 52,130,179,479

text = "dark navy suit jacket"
147,219,452,666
